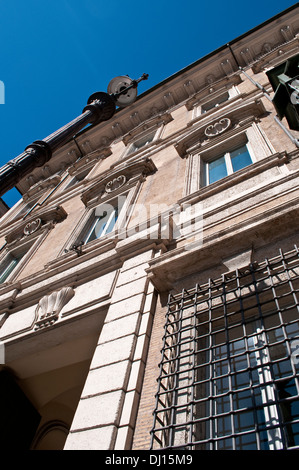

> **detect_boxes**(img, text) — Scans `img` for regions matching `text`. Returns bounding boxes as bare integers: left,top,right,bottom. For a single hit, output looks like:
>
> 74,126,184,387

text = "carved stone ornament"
24,218,42,236
105,175,127,193
204,118,231,137
35,286,75,330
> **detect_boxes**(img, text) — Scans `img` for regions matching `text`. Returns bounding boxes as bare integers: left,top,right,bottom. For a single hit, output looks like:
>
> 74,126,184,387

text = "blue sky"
0,0,297,207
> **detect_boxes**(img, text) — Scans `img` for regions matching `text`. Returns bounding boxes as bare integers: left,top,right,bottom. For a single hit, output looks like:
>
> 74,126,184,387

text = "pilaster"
64,249,156,450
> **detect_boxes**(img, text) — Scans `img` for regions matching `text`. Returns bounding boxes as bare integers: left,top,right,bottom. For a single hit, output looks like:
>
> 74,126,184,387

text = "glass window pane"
230,145,252,172
208,156,227,184
128,131,155,154
0,254,23,284
202,93,229,113
86,207,118,243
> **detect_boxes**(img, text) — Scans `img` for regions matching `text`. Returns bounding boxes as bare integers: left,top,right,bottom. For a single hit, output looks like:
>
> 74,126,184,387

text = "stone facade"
1,5,299,450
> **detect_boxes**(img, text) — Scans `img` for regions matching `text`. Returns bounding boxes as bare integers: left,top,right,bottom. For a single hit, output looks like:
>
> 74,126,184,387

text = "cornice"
175,98,267,157
184,74,243,111
80,157,157,207
122,111,173,145
67,147,112,176
1,205,67,245
146,193,299,292
179,152,289,207
22,175,62,202
13,7,299,196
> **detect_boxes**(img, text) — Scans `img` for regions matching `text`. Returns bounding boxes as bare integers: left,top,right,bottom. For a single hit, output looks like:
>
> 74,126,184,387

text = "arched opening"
2,306,107,450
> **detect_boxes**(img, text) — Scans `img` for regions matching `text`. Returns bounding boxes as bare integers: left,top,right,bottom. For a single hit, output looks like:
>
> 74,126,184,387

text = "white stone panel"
64,425,117,450
0,305,36,339
112,276,148,303
60,270,117,316
90,335,136,368
119,390,140,427
99,312,140,344
105,293,144,322
70,390,124,430
81,360,130,397
114,426,134,450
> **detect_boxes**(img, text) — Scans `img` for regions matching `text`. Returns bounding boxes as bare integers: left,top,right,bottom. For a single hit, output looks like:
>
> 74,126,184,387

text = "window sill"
180,151,288,205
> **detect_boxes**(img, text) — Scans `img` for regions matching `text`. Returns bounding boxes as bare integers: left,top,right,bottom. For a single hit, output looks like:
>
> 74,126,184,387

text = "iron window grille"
150,245,299,450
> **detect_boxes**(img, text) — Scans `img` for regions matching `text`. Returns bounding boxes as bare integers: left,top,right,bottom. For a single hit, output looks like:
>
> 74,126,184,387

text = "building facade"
1,5,299,451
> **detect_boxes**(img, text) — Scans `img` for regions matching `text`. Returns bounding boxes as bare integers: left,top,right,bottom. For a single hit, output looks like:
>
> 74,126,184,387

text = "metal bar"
151,245,299,450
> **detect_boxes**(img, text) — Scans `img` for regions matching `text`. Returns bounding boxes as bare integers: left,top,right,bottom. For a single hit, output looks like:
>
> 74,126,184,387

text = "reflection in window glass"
128,131,155,155
0,252,24,284
151,247,299,450
208,155,227,184
83,197,126,244
230,146,252,172
202,93,229,113
206,145,252,185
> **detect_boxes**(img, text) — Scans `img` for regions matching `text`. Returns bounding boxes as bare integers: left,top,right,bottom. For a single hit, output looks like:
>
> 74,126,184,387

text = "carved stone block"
35,286,75,330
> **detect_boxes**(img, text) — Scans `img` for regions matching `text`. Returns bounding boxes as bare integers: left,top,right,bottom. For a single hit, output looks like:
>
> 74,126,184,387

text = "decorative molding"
81,140,93,154
252,36,299,73
176,99,266,157
68,147,112,176
34,286,75,330
105,175,127,193
81,157,157,207
240,48,253,66
280,25,294,42
204,118,231,137
111,122,123,138
130,112,141,127
183,80,196,97
185,75,242,111
206,74,216,85
3,206,67,244
220,59,235,76
163,92,176,108
23,175,62,202
24,218,42,236
122,112,173,145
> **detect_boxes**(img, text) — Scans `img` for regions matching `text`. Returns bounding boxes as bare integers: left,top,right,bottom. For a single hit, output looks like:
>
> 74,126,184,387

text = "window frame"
66,189,134,252
61,156,157,255
122,122,166,161
204,143,254,186
191,86,240,120
0,237,40,285
150,246,299,450
64,168,91,191
0,252,23,284
183,122,272,197
82,195,127,245
126,130,157,156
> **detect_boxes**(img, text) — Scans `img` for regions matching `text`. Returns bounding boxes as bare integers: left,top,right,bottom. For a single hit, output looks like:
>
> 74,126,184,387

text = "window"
65,169,90,190
151,246,299,450
201,92,230,113
205,144,253,185
127,131,156,156
191,86,240,119
82,196,126,245
0,252,25,284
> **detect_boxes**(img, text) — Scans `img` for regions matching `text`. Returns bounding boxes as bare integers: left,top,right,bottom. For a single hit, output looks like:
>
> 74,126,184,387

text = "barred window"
150,246,299,450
